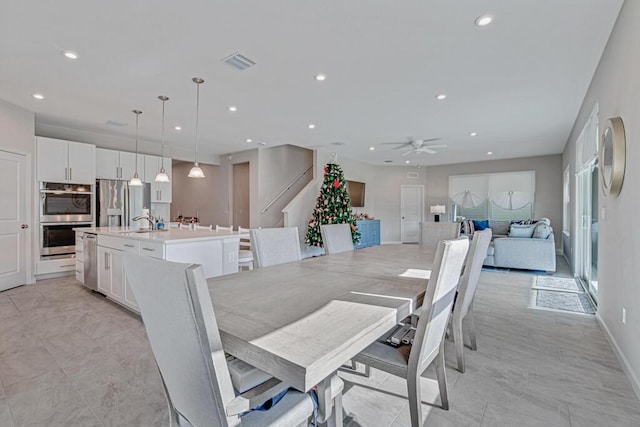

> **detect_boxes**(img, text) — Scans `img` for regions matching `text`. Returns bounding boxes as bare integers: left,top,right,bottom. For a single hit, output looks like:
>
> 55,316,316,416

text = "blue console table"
355,219,381,249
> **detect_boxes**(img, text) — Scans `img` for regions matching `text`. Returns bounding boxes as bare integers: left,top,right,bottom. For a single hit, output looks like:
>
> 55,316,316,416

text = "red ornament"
324,166,328,175
333,178,340,188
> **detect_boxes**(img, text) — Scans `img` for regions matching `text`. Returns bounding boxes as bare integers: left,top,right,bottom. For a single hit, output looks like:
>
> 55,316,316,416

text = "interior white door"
400,185,423,243
0,150,28,291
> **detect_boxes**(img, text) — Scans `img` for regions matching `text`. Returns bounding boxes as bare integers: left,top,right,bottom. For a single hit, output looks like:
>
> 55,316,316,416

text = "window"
449,171,535,221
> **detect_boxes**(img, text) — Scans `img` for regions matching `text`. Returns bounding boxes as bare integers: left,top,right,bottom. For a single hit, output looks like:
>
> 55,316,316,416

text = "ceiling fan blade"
419,147,437,154
381,141,409,145
401,149,415,157
416,137,442,143
425,144,447,149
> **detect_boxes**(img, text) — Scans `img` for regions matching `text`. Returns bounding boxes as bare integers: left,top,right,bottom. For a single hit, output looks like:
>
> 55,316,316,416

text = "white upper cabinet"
144,154,172,203
37,137,95,183
96,148,144,180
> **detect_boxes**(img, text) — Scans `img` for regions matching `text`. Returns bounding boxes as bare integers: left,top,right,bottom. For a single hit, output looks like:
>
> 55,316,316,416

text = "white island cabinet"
81,227,242,313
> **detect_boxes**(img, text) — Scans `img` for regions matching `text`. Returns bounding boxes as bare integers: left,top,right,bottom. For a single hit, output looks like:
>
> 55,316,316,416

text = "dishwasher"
83,233,98,291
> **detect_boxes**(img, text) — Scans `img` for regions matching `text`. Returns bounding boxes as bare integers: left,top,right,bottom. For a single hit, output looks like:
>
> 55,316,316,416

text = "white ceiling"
0,0,623,166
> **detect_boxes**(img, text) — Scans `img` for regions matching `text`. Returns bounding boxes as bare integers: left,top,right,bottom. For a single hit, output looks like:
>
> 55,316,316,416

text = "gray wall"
425,155,563,250
562,0,640,396
170,161,230,227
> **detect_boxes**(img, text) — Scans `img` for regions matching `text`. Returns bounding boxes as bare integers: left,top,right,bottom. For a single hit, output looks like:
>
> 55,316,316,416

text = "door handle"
69,167,72,181
21,224,29,229
64,167,68,181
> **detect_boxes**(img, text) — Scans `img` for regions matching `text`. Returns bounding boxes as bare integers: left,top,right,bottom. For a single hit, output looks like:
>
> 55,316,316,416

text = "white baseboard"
381,241,402,245
595,312,640,400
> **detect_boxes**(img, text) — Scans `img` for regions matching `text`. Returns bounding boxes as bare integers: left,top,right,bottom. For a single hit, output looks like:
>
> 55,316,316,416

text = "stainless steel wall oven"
40,222,94,259
39,182,94,259
40,182,93,223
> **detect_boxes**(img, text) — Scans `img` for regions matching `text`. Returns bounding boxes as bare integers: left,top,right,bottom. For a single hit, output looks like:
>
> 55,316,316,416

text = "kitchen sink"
118,229,167,234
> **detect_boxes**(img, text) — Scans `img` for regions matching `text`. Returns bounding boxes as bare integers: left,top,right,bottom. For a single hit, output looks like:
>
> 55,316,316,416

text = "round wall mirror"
599,116,626,197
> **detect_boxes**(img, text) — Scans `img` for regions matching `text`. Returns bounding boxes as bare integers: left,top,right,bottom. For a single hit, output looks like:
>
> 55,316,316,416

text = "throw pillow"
537,217,551,226
533,223,552,239
509,224,536,238
472,219,489,231
489,220,510,236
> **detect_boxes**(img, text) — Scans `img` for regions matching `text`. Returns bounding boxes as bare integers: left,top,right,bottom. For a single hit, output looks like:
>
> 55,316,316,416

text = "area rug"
534,290,596,314
533,275,582,292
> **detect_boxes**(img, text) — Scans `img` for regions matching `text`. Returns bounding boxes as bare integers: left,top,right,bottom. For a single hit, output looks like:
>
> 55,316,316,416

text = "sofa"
461,219,556,273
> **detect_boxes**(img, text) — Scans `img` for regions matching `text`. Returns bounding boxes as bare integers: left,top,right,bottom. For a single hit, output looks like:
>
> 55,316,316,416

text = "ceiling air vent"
407,172,419,179
222,53,256,71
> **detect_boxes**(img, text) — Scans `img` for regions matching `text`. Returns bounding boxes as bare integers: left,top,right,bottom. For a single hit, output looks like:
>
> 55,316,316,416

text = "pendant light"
188,77,205,178
129,110,143,186
155,96,170,182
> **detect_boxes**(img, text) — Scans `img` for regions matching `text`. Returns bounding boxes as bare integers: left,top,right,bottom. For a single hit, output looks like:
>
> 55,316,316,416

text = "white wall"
562,0,640,397
425,155,563,250
0,98,36,283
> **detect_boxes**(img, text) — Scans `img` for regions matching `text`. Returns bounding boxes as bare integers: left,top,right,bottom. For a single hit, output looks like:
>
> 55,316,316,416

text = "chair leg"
364,365,371,377
407,372,423,427
435,340,449,410
452,315,465,373
350,360,357,370
467,304,478,351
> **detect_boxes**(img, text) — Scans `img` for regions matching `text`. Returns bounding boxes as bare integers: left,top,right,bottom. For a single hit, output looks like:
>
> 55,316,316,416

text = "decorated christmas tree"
305,163,360,247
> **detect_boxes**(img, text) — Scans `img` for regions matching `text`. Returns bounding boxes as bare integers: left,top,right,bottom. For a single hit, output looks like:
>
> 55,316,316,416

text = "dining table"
207,243,436,426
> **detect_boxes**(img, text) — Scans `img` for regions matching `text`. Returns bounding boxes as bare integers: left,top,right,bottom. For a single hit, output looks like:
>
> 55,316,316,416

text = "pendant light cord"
194,81,200,163
134,112,139,174
160,98,165,170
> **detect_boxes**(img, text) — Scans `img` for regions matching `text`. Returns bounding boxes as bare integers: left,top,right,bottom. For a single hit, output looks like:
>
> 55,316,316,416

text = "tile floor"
1,257,639,426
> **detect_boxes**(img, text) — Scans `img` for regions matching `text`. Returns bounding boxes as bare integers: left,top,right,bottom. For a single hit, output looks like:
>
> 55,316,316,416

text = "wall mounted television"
346,180,366,207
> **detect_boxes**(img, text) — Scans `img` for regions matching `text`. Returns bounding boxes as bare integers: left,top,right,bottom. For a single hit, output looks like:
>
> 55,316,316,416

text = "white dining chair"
216,225,233,232
250,227,301,268
237,226,254,271
352,238,469,426
320,223,354,254
122,253,314,427
451,228,492,373
419,222,460,247
195,224,213,230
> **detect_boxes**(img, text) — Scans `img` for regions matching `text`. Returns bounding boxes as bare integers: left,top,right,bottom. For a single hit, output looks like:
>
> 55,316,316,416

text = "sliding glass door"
576,162,598,302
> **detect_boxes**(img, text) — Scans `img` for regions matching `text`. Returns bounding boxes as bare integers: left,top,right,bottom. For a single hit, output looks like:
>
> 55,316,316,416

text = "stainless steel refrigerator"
96,180,151,227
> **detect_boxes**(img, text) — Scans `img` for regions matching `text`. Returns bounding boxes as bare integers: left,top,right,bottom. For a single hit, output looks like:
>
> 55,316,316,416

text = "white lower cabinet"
97,237,139,312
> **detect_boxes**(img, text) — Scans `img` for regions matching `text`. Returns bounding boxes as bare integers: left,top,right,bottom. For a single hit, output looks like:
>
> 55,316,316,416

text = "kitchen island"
76,226,246,313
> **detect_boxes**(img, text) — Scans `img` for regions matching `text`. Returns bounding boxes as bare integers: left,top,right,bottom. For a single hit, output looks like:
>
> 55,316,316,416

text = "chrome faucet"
132,215,156,230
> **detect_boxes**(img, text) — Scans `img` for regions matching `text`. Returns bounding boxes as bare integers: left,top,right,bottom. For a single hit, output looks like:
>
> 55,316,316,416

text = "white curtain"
449,174,489,208
488,171,535,210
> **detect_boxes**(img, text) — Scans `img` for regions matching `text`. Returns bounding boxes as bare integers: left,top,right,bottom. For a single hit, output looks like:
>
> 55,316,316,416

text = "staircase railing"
260,164,313,214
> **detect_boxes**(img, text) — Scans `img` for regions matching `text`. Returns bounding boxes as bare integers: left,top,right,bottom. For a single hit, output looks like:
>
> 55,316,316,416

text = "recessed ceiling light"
246,138,252,143
308,124,315,129
487,151,493,155
228,106,237,112
475,14,494,27
384,160,393,163
369,147,375,151
174,126,182,131
32,93,44,100
436,94,447,100
62,50,78,60
405,160,410,164
470,132,477,136
315,73,327,81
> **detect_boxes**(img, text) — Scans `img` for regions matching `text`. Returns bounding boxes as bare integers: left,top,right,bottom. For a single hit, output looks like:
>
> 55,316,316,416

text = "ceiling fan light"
188,162,205,178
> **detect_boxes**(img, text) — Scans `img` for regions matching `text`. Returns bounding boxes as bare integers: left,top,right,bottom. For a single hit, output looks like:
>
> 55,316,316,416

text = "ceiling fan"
382,137,447,156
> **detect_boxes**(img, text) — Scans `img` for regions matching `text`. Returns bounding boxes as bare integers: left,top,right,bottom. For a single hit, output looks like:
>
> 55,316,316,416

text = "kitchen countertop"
76,226,247,244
